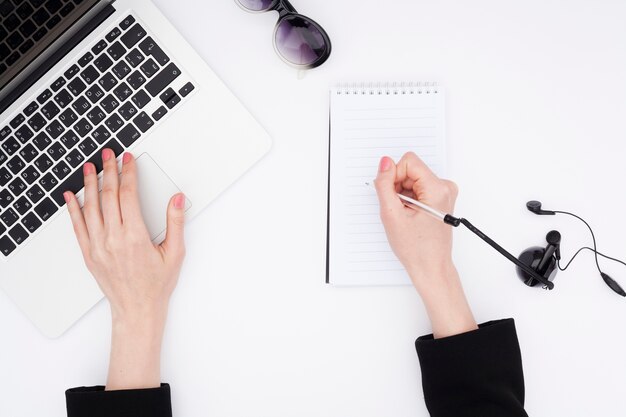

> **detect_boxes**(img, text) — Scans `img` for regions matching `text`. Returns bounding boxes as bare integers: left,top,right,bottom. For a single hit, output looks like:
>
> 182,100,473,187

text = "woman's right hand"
374,152,477,338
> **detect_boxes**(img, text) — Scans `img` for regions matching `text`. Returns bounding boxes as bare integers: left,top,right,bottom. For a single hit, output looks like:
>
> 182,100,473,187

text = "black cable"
553,210,602,274
558,246,626,271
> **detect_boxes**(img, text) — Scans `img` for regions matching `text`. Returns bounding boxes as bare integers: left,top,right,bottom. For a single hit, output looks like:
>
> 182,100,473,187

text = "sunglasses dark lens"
237,0,275,11
274,15,329,67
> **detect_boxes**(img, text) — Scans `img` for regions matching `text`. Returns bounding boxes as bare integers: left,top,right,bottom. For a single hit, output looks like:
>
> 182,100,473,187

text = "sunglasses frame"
236,0,332,69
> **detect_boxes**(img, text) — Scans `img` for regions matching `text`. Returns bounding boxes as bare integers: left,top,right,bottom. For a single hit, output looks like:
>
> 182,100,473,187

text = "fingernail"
174,194,185,209
379,157,392,172
122,152,132,164
102,148,112,161
83,163,92,175
63,191,71,204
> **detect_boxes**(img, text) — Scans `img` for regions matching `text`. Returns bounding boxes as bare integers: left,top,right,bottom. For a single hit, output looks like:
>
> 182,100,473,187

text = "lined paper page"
328,85,445,286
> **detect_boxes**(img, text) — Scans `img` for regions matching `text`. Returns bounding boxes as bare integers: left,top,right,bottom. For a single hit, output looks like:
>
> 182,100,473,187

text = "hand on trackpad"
135,153,191,242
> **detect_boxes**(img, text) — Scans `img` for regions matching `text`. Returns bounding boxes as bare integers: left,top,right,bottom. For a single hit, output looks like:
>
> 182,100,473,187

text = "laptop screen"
0,0,101,101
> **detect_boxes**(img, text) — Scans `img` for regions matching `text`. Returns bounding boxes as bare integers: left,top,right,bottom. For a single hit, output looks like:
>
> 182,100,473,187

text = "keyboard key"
78,52,93,67
2,137,20,155
51,76,66,92
39,172,58,191
26,184,45,204
0,149,6,165
8,224,28,245
94,53,113,72
0,1,15,17
91,125,110,144
54,89,73,108
0,167,11,186
85,84,104,103
34,153,53,172
72,96,91,115
59,108,78,127
32,27,47,41
0,126,12,140
100,94,119,113
91,39,107,55
64,64,80,79
46,141,66,160
125,48,144,68
120,23,146,48
118,101,137,121
19,38,35,55
7,155,25,174
45,0,63,14
8,177,27,197
41,101,60,120
27,112,46,132
45,120,64,139
86,106,105,125
145,63,181,97
13,196,32,215
107,41,126,61
0,189,14,207
46,14,62,30
105,114,123,133
37,88,53,104
140,58,159,78
0,236,17,256
65,149,84,167
78,137,97,156
34,197,57,221
98,72,118,91
119,15,135,31
87,138,123,172
139,37,169,66
21,212,42,233
7,31,24,49
1,208,19,227
113,82,132,102
133,112,153,133
127,70,146,89
117,123,140,147
51,160,71,180
179,82,195,97
14,124,34,144
74,118,93,137
131,90,150,109
106,27,121,42
80,65,99,84
67,77,86,96
60,130,79,149
32,132,51,151
112,61,131,79
20,165,40,184
16,3,34,19
23,101,39,117
19,144,38,162
10,114,25,129
59,2,74,17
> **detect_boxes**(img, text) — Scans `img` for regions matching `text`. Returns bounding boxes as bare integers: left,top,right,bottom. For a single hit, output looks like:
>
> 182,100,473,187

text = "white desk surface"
2,1,626,416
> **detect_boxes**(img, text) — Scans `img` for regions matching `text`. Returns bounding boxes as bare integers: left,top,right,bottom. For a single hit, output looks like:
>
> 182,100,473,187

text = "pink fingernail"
379,157,392,172
102,148,112,161
122,152,132,164
83,163,93,175
63,192,71,204
174,194,185,209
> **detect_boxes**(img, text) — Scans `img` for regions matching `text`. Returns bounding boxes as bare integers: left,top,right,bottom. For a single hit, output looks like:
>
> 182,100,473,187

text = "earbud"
516,230,560,288
526,200,556,215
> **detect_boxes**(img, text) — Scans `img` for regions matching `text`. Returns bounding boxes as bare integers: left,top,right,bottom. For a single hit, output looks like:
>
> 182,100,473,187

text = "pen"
365,182,448,222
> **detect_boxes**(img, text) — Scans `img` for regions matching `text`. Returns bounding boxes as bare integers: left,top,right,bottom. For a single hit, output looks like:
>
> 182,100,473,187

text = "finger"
100,148,122,229
119,152,145,228
374,156,403,212
160,193,186,259
64,191,90,257
396,152,438,189
82,162,103,236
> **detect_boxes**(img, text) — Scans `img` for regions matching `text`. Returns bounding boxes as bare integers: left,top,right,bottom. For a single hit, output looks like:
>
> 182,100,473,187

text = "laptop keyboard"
0,0,85,75
0,14,196,257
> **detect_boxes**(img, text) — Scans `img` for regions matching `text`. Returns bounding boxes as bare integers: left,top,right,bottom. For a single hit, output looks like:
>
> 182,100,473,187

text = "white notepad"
327,83,446,286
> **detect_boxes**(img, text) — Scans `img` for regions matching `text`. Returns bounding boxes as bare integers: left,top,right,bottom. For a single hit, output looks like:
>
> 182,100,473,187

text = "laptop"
0,0,272,337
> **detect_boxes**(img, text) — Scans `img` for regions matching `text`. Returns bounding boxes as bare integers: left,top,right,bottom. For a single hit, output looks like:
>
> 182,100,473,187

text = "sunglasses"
236,0,332,69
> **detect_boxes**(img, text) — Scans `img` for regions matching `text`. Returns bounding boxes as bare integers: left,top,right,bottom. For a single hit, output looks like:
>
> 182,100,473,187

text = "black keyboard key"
20,165,39,184
0,126,12,140
34,197,57,220
118,101,137,121
8,224,28,245
120,23,146,48
0,236,17,257
133,112,153,133
67,77,86,96
113,82,132,102
41,101,60,120
37,89,52,104
112,60,131,79
78,52,93,67
131,89,150,109
88,138,123,172
116,123,140,147
2,137,20,156
27,112,46,132
45,0,63,14
179,82,195,97
78,137,97,156
64,64,80,80
32,26,47,41
51,76,66,92
91,125,110,144
1,207,19,227
107,41,126,61
74,118,93,137
46,141,66,160
10,114,25,129
72,96,91,115
140,58,159,78
18,38,34,55
23,101,39,117
8,177,26,196
139,37,169,66
16,2,34,19
26,184,45,204
85,84,104,103
127,70,146,89
94,53,113,72
80,65,99,84
32,132,51,151
21,212,42,233
59,2,74,17
106,27,121,42
6,31,24,49
34,153,53,172
54,89,73,108
46,14,62,30
105,113,123,133
0,167,11,186
0,43,8,61
145,63,180,97
39,172,58,191
0,149,6,165
14,124,34,143
7,155,25,174
0,1,15,17
98,72,118,91
58,108,78,127
19,144,38,162
0,189,14,207
59,129,79,149
13,196,31,215
64,149,84,167
119,15,135,31
45,120,64,139
6,51,20,66
51,160,71,180
50,168,81,205
100,94,119,113
19,19,37,39
86,106,105,125
125,48,144,68
91,39,107,55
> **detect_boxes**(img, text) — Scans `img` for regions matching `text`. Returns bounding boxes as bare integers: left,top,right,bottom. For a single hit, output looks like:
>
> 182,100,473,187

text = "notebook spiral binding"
334,82,439,96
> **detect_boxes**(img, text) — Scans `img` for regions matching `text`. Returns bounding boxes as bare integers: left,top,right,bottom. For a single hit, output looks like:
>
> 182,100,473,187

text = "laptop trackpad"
135,153,191,242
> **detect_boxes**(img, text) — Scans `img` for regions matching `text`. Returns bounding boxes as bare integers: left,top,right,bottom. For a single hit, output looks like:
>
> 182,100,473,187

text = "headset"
445,201,626,297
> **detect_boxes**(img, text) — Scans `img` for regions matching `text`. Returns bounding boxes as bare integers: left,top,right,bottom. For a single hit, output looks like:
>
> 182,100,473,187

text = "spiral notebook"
326,83,446,286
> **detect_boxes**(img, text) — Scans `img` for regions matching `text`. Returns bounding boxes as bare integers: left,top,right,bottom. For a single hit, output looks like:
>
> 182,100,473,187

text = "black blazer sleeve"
415,318,528,417
66,384,172,417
